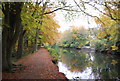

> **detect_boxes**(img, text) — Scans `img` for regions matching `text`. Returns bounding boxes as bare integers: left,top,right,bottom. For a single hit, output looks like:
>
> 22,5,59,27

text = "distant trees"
58,26,89,48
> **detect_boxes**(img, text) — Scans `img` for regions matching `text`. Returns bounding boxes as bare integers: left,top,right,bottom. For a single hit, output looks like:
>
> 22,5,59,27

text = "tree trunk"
2,27,9,71
2,2,23,72
25,36,28,47
34,28,39,51
17,26,26,59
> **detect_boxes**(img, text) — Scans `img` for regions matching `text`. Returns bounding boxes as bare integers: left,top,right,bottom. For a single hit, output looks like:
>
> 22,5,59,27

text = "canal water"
57,48,120,80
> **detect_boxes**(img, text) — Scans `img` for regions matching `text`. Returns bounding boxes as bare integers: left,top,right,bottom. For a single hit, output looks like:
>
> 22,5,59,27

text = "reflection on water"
58,48,120,79
58,62,95,79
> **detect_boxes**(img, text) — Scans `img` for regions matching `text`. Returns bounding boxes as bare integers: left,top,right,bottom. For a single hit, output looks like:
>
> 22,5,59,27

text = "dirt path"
2,48,67,80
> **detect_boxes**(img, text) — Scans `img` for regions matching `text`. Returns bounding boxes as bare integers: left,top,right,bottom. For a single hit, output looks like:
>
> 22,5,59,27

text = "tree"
95,3,120,53
40,14,60,45
21,2,60,49
2,2,23,71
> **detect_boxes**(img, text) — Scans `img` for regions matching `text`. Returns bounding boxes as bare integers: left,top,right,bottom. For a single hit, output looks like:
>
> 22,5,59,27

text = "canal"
57,48,120,80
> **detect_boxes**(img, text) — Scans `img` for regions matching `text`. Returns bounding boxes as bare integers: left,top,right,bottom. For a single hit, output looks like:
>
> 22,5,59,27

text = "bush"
95,39,113,52
45,44,60,61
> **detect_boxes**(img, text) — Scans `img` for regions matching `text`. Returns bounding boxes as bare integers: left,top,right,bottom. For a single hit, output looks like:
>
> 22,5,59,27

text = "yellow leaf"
111,45,118,50
109,37,112,40
75,37,79,40
111,60,118,65
86,54,88,57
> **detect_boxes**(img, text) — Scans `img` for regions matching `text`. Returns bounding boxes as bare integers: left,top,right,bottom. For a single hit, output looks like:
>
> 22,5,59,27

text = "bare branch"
75,1,120,21
44,6,70,14
38,0,43,5
84,2,109,16
92,1,120,21
73,0,105,25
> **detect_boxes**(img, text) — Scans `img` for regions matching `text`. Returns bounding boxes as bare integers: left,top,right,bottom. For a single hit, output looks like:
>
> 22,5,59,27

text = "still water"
58,48,120,80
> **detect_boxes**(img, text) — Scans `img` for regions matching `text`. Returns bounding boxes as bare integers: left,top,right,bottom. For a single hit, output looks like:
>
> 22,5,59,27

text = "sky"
31,0,102,32
53,1,101,32
54,11,98,32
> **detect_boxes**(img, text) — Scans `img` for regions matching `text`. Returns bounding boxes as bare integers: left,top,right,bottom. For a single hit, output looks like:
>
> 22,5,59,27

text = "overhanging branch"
73,0,105,25
74,0,120,21
88,1,120,21
44,6,70,14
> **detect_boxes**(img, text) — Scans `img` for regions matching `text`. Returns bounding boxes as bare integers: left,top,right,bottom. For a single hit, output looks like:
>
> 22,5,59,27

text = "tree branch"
44,6,70,14
84,2,109,17
89,1,120,21
38,0,43,5
2,3,7,15
74,0,120,21
73,0,105,26
104,2,120,21
31,0,43,16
